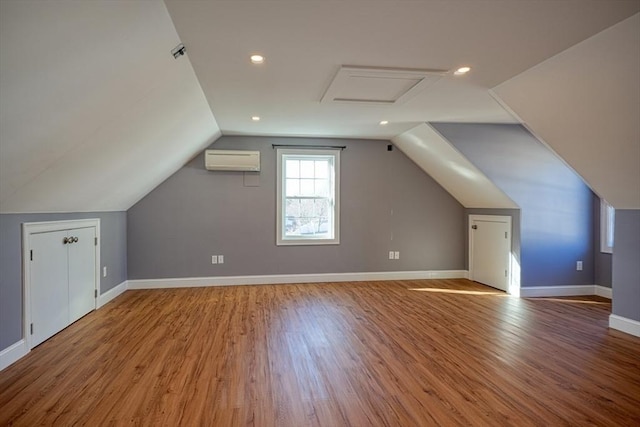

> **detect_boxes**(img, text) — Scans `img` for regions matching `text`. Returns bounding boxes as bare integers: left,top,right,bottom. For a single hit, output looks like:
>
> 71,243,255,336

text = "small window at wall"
276,148,340,245
600,199,615,254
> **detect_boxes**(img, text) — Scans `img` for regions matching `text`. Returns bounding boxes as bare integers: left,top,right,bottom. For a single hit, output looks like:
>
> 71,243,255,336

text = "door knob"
73,236,78,243
63,237,69,244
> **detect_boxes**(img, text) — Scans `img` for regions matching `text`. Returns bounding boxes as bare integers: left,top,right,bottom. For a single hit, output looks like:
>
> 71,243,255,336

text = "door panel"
470,218,510,292
30,230,69,347
68,227,96,323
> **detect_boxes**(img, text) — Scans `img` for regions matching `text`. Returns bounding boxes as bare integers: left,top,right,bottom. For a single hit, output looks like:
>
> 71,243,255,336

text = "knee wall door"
27,223,98,348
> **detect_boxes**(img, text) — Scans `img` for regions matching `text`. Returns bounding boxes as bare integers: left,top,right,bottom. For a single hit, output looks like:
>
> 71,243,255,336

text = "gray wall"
465,208,521,272
593,197,612,288
0,211,127,350
128,136,465,279
612,210,640,322
433,123,595,288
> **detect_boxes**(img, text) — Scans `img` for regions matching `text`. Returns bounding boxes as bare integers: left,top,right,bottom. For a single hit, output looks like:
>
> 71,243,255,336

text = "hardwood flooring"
1,279,639,426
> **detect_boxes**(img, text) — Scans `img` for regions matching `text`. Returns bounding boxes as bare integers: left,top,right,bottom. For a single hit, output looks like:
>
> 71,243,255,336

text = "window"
276,148,340,245
600,199,615,253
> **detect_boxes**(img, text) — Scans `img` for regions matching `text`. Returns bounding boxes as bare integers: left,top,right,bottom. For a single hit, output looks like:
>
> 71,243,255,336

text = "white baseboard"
609,314,640,337
520,285,601,298
97,280,128,308
128,270,469,290
0,339,28,371
595,285,612,299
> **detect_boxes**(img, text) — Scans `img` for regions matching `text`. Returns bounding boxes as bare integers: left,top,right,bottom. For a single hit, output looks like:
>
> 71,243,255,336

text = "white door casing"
469,215,512,293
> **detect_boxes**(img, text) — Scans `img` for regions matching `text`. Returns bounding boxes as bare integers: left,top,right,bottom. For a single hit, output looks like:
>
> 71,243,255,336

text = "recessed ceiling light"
251,116,261,121
379,120,389,125
250,54,264,64
454,66,471,75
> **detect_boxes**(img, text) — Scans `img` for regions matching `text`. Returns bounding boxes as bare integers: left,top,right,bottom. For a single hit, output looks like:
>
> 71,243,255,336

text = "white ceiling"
165,0,639,139
0,1,638,214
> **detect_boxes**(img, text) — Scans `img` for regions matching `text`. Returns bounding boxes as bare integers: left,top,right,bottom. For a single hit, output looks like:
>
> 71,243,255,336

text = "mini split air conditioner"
204,150,260,171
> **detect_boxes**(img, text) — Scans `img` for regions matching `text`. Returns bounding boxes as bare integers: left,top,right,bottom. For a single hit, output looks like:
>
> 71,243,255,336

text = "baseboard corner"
97,280,128,308
0,339,28,372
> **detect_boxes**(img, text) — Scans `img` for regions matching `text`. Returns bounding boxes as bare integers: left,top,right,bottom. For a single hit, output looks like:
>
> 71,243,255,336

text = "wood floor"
1,279,639,426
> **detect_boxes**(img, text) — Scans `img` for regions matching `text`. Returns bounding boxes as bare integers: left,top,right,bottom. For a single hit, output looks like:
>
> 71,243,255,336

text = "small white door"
30,230,70,347
469,215,511,292
68,227,96,323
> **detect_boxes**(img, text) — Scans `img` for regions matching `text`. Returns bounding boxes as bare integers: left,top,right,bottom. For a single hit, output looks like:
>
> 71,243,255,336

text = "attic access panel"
320,65,448,105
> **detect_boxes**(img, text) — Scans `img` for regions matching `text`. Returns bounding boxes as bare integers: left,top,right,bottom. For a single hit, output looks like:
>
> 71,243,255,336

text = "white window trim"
600,199,614,254
276,148,340,246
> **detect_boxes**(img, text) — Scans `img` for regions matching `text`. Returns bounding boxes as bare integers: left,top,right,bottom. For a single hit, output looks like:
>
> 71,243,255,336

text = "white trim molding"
128,270,469,290
97,280,128,308
0,339,28,371
595,285,612,299
520,285,609,298
609,314,640,338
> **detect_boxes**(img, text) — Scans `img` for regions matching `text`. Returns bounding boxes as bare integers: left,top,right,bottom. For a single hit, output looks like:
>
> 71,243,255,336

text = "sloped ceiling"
0,0,220,213
492,13,640,209
1,1,638,214
392,124,517,209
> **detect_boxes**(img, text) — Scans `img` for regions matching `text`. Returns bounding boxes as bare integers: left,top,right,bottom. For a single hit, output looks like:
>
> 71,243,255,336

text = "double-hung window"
600,199,615,253
276,148,340,245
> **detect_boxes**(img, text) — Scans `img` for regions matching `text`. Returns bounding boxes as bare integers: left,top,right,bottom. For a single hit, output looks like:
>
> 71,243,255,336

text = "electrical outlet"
389,251,394,260
218,255,224,264
212,255,218,265
102,266,107,278
576,261,583,271
394,251,400,260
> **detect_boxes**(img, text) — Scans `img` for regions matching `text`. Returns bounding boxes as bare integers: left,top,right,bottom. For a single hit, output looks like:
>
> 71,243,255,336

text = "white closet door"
30,230,69,347
469,216,511,292
68,227,96,324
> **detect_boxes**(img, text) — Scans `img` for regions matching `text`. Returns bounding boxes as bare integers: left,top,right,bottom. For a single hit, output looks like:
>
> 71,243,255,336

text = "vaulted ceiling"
1,1,638,213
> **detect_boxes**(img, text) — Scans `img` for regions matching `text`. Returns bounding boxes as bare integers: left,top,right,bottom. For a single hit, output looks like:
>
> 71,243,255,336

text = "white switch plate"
212,255,217,264
394,251,400,260
389,251,394,260
218,255,224,264
576,261,583,271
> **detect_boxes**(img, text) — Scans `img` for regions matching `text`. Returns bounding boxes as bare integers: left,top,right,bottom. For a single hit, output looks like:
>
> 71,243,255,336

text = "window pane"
315,160,329,178
285,199,300,217
300,179,314,196
300,160,315,178
315,179,329,197
286,179,299,197
607,205,615,247
285,159,299,178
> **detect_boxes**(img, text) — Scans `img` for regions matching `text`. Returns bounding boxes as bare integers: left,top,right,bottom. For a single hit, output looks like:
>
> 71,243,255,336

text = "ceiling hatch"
320,65,448,105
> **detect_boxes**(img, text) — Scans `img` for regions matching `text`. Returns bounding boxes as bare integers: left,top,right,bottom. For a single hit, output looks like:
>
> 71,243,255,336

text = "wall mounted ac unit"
205,150,260,171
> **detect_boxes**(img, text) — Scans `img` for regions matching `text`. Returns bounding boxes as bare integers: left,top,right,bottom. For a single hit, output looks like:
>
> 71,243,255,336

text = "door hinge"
94,237,98,246
30,250,33,261
30,323,33,335
95,289,98,298
505,270,508,277
505,232,508,239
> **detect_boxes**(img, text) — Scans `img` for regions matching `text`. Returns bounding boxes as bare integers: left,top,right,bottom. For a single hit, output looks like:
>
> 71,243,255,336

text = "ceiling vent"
320,65,448,105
